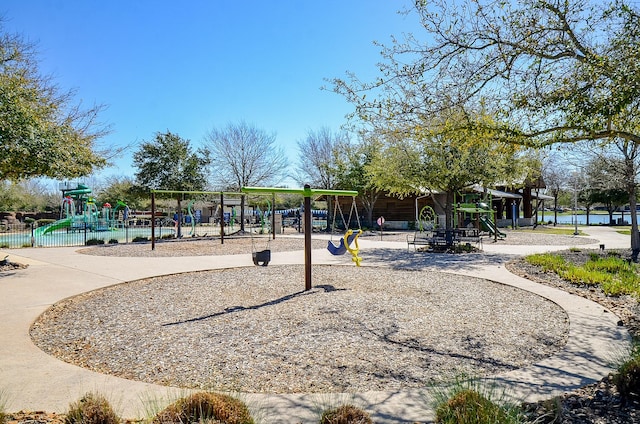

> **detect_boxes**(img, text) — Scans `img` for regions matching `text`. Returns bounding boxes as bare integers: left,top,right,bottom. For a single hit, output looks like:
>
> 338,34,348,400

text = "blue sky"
1,1,420,188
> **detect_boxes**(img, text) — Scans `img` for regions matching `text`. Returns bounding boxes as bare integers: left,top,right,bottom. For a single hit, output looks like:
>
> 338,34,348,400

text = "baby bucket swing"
327,195,363,266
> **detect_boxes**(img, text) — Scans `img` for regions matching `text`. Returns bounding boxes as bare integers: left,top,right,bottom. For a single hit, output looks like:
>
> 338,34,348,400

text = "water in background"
544,213,634,226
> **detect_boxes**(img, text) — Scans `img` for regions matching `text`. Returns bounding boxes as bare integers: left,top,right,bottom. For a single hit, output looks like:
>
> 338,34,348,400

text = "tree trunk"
445,191,454,230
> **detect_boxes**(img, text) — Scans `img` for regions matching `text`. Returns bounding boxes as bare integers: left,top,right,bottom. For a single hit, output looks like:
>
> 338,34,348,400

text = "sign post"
377,216,385,240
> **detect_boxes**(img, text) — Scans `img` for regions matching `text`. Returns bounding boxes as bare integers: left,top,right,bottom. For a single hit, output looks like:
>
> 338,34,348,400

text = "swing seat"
327,231,359,256
253,249,271,266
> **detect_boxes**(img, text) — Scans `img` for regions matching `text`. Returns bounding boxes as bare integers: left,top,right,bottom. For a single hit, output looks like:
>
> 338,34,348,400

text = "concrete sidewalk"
0,226,632,423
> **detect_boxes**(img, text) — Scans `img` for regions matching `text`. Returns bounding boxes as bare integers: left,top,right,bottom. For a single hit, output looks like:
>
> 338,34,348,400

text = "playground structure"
241,185,359,291
35,183,129,236
454,192,506,240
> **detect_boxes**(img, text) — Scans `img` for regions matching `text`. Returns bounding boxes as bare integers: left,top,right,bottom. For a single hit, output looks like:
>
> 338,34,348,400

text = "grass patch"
152,391,254,424
65,392,119,424
613,342,640,404
320,404,372,424
525,251,640,297
519,226,586,236
525,253,568,272
432,377,525,424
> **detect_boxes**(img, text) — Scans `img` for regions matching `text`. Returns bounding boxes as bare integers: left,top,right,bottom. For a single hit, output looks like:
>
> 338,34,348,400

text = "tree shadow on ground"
362,247,512,272
162,284,345,326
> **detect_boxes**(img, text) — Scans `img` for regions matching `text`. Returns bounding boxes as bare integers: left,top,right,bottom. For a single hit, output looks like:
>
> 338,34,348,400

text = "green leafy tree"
334,136,381,228
0,179,58,211
205,121,287,231
0,23,109,181
332,0,640,255
96,176,145,210
366,109,529,229
133,131,210,236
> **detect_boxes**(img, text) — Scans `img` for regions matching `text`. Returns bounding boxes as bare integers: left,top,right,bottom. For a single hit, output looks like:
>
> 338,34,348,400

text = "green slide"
479,215,506,238
34,217,72,236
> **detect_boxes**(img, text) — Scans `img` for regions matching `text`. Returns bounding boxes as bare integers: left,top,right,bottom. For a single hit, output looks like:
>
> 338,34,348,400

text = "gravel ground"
30,265,568,394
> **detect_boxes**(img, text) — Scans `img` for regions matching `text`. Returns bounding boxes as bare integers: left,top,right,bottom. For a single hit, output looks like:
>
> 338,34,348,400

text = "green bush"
435,389,521,424
525,251,640,297
36,219,56,226
85,238,105,246
320,404,372,424
64,392,119,424
152,392,254,424
108,239,119,244
132,236,148,243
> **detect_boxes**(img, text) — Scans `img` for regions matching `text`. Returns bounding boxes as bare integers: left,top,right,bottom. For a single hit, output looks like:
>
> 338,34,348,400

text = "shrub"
435,389,520,424
152,392,254,424
0,389,6,424
108,239,119,244
320,404,372,424
614,344,640,403
85,238,105,246
132,236,148,243
64,392,119,424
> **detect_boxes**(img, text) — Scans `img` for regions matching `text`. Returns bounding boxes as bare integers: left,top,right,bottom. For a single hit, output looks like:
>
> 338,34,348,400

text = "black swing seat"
253,249,271,266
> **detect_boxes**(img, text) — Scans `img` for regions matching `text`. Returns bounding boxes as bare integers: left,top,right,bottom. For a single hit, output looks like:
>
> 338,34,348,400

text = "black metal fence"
0,220,178,249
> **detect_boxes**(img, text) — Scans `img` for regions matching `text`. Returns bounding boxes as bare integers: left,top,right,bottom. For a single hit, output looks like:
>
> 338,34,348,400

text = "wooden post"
151,192,156,250
304,184,312,291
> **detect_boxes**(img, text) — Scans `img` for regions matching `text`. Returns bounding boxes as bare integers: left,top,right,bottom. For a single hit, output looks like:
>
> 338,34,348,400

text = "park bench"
408,228,483,250
454,228,483,249
407,230,447,250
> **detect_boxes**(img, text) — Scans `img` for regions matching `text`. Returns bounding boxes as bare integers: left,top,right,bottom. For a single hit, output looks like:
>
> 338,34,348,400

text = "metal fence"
0,212,327,249
0,220,177,249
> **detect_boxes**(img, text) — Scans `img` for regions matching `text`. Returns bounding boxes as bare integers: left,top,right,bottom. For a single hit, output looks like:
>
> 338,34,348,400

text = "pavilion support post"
272,193,276,240
151,192,156,250
220,193,225,245
304,184,312,291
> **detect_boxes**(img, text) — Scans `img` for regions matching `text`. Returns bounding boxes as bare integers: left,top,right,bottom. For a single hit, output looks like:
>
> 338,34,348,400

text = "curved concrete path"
0,226,632,423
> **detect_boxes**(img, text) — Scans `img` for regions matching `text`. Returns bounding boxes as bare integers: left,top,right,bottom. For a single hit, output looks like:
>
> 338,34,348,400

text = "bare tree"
541,151,569,226
295,127,349,188
205,121,288,231
296,127,349,229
